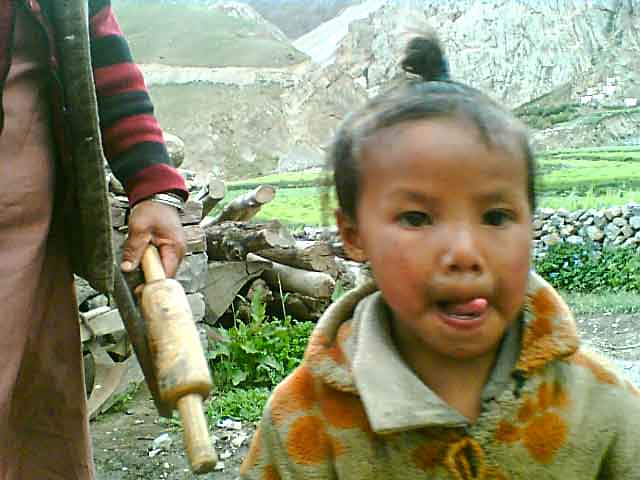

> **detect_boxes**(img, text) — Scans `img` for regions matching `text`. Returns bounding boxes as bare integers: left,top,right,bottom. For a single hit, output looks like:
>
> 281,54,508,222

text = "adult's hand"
120,200,186,278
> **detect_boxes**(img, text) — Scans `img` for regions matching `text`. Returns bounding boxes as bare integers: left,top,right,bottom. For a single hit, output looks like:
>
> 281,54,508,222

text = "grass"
113,1,306,67
213,146,640,226
536,158,640,194
206,387,270,422
539,188,640,210
562,291,640,317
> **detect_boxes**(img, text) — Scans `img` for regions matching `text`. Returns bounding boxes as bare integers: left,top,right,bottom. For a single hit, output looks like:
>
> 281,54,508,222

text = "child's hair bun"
401,36,450,82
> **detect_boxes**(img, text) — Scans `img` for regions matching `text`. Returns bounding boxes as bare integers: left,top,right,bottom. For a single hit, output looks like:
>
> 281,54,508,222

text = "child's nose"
440,227,484,274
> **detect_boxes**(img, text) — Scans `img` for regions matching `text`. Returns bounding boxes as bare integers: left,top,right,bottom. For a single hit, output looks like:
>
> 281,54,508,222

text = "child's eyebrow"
474,190,515,204
388,190,439,205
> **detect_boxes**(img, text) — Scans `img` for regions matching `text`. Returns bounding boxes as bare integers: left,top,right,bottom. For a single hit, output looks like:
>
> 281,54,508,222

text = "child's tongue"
441,298,488,316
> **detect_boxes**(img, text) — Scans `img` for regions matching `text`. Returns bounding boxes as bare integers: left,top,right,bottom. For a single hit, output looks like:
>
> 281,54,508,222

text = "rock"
605,206,623,220
532,219,544,230
586,226,604,242
569,210,583,222
561,225,576,236
583,216,594,226
605,223,621,239
176,252,208,294
621,225,635,239
152,433,172,452
627,203,640,217
537,208,555,220
593,212,608,228
612,217,628,227
164,133,186,168
567,235,584,245
542,233,561,246
630,216,640,229
556,208,570,218
549,215,564,227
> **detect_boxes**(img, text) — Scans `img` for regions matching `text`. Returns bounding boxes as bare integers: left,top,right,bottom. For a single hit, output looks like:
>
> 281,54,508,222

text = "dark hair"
328,35,536,221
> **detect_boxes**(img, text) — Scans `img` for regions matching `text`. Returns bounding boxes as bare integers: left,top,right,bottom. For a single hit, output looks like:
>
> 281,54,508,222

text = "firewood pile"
78,143,359,418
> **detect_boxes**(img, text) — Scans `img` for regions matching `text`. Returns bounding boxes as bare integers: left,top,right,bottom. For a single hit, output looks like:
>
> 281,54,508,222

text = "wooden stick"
178,394,217,474
141,246,166,282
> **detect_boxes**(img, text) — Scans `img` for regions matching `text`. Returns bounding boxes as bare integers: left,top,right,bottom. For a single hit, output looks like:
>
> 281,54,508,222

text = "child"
239,35,640,479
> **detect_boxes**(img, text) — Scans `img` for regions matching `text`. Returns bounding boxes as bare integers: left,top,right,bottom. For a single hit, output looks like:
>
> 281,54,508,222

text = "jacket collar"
305,272,579,434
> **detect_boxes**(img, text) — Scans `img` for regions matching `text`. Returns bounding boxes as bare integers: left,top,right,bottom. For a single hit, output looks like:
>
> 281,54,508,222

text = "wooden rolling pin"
140,245,217,473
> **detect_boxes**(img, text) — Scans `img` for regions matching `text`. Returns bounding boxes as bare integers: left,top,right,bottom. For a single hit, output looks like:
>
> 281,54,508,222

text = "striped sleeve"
88,0,187,206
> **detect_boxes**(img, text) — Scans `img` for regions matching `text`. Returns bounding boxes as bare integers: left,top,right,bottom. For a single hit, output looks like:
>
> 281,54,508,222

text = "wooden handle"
177,394,218,473
141,245,166,282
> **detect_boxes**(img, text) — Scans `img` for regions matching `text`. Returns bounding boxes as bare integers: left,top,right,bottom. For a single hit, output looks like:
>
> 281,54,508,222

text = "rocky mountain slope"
116,0,640,176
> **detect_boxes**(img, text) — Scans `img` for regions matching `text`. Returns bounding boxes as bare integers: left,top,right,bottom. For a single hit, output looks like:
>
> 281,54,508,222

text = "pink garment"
0,7,94,479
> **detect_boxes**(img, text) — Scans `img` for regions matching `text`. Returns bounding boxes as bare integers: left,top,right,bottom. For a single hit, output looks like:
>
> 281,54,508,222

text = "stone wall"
533,203,640,257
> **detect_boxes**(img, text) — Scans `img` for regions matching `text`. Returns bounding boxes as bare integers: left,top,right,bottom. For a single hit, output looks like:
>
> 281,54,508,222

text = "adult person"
0,1,188,478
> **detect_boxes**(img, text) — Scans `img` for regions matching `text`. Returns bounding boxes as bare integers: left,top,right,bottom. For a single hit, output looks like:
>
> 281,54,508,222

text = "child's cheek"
370,253,425,317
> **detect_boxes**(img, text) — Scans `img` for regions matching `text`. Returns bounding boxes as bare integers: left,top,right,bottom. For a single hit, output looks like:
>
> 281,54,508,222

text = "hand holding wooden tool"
140,245,218,473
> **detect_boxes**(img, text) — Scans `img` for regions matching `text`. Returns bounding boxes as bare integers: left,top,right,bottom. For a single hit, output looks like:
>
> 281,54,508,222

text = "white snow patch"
293,0,388,67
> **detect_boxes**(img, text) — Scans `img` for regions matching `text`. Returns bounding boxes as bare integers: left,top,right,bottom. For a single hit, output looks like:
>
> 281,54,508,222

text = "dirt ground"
92,313,640,479
92,385,254,480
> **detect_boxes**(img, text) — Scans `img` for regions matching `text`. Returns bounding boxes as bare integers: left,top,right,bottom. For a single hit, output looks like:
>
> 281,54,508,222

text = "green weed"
206,387,270,422
207,287,315,391
535,243,640,293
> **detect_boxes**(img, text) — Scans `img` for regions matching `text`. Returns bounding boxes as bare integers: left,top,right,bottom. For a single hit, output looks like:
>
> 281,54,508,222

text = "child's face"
337,118,532,362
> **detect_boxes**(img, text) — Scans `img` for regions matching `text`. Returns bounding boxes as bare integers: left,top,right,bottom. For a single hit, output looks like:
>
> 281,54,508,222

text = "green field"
211,146,640,226
112,1,307,67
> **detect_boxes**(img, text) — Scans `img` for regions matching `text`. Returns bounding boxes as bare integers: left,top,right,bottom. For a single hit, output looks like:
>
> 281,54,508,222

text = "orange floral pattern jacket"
240,273,640,479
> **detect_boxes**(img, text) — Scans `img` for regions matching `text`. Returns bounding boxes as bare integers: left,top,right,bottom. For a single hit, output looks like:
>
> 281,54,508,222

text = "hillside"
111,0,307,67
114,0,640,177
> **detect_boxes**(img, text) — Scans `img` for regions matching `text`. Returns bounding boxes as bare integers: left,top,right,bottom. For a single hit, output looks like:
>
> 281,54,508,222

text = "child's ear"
335,209,367,263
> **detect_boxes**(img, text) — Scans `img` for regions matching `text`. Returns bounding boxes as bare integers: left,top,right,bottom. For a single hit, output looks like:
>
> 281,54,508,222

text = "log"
247,253,335,299
202,259,271,323
204,220,295,261
281,292,329,322
258,241,338,277
201,185,275,228
199,177,226,217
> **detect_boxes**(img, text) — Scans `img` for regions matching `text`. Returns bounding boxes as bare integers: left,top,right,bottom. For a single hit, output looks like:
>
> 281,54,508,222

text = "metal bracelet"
148,192,185,212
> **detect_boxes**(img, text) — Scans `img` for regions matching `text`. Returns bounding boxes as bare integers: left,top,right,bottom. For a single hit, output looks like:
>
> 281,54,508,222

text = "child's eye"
483,209,513,226
398,211,432,227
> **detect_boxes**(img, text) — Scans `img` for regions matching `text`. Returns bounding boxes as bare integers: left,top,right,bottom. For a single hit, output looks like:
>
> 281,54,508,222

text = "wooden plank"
202,260,270,322
80,307,124,342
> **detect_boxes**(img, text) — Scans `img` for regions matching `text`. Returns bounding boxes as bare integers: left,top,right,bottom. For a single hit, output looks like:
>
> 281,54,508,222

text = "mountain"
114,0,640,176
112,0,306,67
295,0,640,153
239,0,362,40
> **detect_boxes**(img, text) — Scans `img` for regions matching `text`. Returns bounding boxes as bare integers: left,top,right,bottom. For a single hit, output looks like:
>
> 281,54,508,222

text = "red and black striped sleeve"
88,0,187,206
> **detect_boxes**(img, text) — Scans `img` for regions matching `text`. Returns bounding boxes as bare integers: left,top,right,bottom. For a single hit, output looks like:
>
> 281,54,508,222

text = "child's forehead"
361,117,524,164
357,119,529,195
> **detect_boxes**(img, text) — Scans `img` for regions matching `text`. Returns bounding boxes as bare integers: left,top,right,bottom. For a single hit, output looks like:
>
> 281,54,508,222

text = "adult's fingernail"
121,261,134,271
